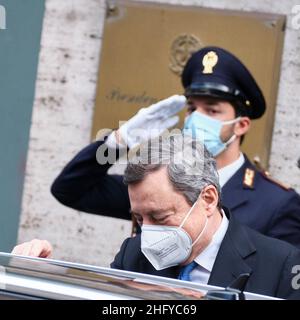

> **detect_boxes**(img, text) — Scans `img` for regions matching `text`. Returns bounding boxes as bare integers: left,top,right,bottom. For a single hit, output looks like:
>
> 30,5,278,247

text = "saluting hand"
106,95,187,149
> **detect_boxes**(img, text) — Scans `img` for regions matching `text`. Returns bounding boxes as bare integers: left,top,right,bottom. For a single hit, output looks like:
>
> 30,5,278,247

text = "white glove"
106,95,187,149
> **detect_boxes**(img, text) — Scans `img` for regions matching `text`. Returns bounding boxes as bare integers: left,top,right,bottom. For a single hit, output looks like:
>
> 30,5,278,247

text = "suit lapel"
221,156,257,211
208,211,256,288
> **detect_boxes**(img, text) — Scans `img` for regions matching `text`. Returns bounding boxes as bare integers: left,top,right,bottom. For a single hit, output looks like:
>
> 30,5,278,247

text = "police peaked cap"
181,46,266,119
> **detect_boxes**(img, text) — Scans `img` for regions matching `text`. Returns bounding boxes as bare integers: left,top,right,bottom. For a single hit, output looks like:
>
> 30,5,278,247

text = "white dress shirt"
218,153,245,188
189,211,229,284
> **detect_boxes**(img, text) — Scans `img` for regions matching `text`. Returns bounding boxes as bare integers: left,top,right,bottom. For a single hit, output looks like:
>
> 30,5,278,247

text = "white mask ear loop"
222,116,241,126
178,199,209,246
222,116,240,148
224,133,236,147
192,215,208,246
179,201,198,229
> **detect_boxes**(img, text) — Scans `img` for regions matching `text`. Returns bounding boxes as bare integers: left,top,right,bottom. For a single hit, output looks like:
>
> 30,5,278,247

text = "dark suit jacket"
111,208,300,300
51,139,300,247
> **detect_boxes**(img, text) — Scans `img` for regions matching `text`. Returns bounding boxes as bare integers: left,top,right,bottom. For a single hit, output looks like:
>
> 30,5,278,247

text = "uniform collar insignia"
243,168,255,189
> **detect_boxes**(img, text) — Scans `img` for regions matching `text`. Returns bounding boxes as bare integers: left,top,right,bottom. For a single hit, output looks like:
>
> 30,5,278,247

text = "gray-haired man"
13,133,300,299
110,133,300,299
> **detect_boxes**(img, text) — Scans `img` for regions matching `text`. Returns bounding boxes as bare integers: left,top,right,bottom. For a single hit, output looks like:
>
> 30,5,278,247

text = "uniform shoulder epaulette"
260,170,291,191
252,156,291,191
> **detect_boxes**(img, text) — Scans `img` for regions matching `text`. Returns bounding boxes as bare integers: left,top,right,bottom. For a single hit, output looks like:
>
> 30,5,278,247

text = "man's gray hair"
123,133,221,208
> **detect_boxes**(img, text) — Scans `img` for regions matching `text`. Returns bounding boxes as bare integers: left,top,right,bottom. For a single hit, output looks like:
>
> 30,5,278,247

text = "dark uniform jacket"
51,140,300,247
111,208,300,300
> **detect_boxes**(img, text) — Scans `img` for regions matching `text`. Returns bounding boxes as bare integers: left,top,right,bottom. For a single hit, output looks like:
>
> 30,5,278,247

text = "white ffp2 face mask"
141,201,208,271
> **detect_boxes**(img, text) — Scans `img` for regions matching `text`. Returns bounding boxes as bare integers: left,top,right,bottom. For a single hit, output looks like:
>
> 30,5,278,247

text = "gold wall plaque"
92,0,286,168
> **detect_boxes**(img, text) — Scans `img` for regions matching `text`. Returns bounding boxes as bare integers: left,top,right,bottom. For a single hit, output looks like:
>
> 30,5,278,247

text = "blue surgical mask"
183,112,240,157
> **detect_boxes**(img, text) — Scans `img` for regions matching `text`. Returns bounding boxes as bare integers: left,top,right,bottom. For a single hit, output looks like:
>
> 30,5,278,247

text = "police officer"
51,46,300,247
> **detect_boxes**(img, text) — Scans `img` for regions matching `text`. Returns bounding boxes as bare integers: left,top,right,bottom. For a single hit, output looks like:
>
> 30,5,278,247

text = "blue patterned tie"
178,261,198,281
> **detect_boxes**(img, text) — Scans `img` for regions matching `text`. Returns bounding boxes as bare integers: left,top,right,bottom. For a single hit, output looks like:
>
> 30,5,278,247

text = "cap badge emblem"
202,51,218,74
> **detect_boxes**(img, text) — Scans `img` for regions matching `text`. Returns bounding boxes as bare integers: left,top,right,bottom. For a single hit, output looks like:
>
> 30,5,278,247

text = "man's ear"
198,185,219,217
234,117,251,137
